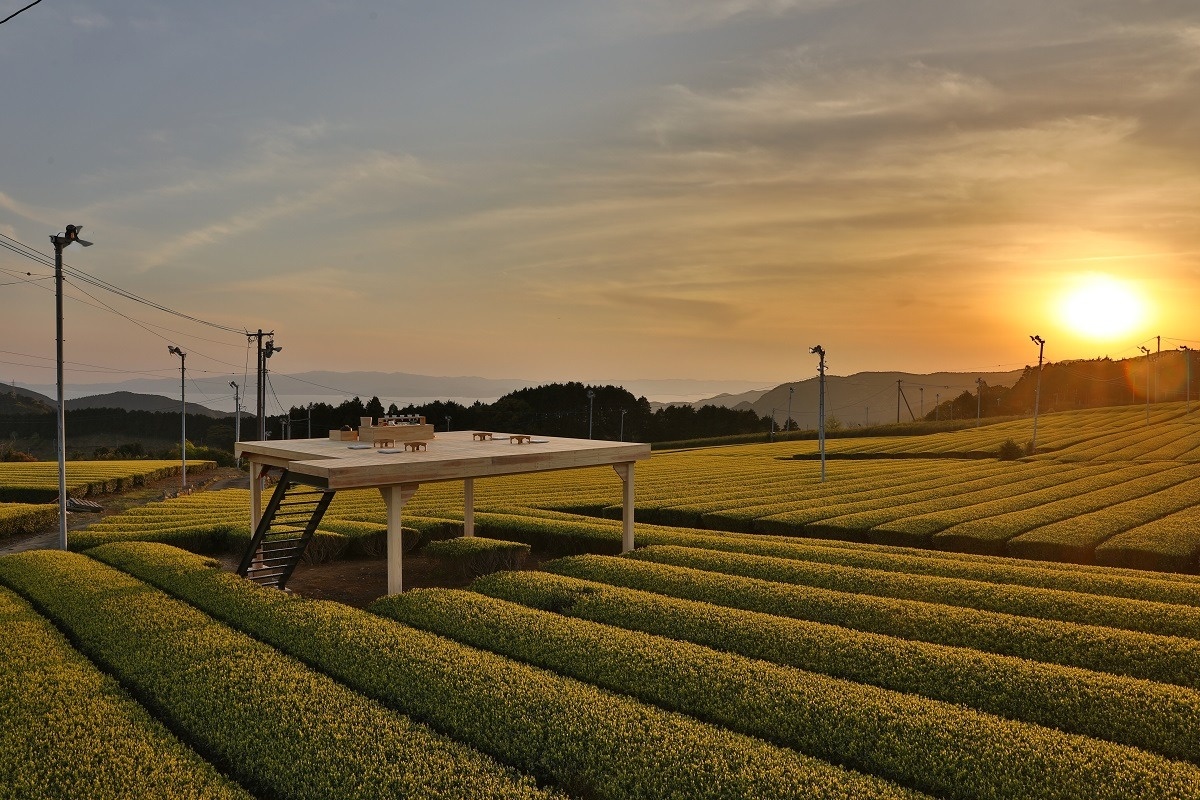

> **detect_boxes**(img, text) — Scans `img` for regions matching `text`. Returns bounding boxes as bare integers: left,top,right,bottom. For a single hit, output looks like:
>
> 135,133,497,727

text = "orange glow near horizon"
1057,274,1148,341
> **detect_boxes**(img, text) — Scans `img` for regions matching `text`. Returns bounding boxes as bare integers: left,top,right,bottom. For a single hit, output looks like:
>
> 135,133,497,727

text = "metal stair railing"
236,470,335,590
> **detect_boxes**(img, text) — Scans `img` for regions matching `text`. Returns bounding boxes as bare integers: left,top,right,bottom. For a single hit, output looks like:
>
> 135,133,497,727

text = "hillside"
68,391,228,418
0,388,52,415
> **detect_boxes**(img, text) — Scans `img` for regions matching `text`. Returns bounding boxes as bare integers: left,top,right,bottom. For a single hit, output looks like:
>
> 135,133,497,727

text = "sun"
1059,274,1146,340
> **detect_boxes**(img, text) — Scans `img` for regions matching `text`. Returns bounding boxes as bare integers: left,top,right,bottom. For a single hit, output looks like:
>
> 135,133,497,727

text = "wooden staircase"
237,471,335,590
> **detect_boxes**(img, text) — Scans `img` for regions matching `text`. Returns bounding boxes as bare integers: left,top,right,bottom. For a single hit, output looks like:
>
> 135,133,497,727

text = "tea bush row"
0,549,559,800
544,554,1200,690
91,542,927,800
474,569,1200,765
376,587,1200,800
0,585,251,800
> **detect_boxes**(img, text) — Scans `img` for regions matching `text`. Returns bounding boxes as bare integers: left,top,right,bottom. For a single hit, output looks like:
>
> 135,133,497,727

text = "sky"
3,0,1200,402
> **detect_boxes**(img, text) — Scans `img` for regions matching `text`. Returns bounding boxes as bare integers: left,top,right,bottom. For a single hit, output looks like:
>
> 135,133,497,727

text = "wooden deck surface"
236,431,650,489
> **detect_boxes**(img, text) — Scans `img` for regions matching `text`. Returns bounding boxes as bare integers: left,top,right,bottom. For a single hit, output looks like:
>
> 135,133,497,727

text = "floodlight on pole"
975,377,983,428
787,386,794,438
1030,335,1045,453
168,346,187,490
620,409,627,442
1139,345,1151,424
50,225,92,550
587,389,595,439
445,416,451,432
810,345,827,482
1182,346,1193,414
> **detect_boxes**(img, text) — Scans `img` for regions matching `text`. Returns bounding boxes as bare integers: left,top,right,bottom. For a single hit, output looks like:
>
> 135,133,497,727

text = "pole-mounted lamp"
1030,335,1045,453
168,346,187,490
50,225,92,550
810,345,827,482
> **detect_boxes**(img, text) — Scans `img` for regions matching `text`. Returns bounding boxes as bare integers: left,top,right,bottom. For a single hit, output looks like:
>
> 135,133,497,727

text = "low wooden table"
472,432,493,441
509,434,531,444
403,441,427,452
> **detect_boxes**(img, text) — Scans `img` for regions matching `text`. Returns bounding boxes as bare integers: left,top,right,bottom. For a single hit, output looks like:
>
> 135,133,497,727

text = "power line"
0,232,247,335
0,0,44,26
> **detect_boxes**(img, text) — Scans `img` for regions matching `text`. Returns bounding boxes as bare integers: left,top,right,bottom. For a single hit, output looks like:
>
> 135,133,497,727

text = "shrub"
997,439,1023,460
423,537,530,580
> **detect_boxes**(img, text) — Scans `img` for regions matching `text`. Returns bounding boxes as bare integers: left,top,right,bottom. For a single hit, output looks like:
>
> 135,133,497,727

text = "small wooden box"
329,429,358,441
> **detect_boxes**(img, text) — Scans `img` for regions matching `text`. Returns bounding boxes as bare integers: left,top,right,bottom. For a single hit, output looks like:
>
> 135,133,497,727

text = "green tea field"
7,401,1200,798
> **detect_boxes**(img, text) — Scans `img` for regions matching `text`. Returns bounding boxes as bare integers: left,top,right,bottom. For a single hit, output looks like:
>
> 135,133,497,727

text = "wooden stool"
472,432,493,441
372,439,395,448
509,434,531,444
404,441,428,452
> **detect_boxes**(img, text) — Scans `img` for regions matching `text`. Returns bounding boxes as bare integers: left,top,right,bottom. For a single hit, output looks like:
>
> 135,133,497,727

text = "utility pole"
168,346,187,490
935,393,940,422
770,408,776,442
445,415,451,432
896,380,902,424
620,409,627,441
919,387,924,419
50,225,92,550
810,345,827,482
1182,346,1193,414
230,381,241,465
1156,335,1161,404
786,386,794,438
587,389,595,439
248,330,281,441
1030,335,1045,453
1139,346,1151,424
306,403,312,439
975,377,982,428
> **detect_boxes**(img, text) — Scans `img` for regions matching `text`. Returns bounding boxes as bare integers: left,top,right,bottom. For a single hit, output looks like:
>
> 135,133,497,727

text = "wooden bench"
372,439,395,448
404,441,428,452
472,432,494,441
509,434,531,444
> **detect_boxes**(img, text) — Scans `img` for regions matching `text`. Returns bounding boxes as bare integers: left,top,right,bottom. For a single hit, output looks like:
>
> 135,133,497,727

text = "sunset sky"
3,1,1200,400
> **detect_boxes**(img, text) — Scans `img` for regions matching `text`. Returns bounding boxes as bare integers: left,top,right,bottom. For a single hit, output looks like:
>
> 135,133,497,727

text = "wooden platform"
238,431,648,490
236,432,650,595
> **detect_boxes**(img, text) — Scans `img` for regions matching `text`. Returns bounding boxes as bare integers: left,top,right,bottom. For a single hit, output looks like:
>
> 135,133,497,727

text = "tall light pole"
620,409,627,441
770,408,776,442
810,345,827,482
249,330,280,441
50,224,92,550
1182,346,1193,414
935,393,940,422
1030,335,1045,453
445,415,451,432
230,381,241,465
786,386,794,438
975,377,983,428
168,346,187,491
1139,345,1151,424
587,389,595,439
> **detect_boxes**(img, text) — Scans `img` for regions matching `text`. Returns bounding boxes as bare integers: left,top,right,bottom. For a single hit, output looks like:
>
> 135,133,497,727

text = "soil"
3,465,551,608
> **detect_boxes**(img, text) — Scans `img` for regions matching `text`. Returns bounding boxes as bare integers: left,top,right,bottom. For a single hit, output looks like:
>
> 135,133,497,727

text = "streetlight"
620,409,627,441
1029,335,1045,453
769,408,776,442
587,389,595,439
168,346,187,491
445,415,451,432
50,224,92,549
1139,345,1151,424
1181,346,1192,414
810,345,826,482
786,386,794,439
975,377,983,428
230,381,241,466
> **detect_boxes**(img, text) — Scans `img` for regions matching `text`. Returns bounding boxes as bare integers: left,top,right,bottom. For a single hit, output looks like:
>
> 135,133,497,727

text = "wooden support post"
463,477,475,537
613,462,635,553
249,459,263,530
381,483,419,595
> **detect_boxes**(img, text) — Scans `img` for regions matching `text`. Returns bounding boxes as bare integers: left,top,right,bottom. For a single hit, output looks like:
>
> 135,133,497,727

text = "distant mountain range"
6,369,1025,426
682,369,1026,427
0,385,230,417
